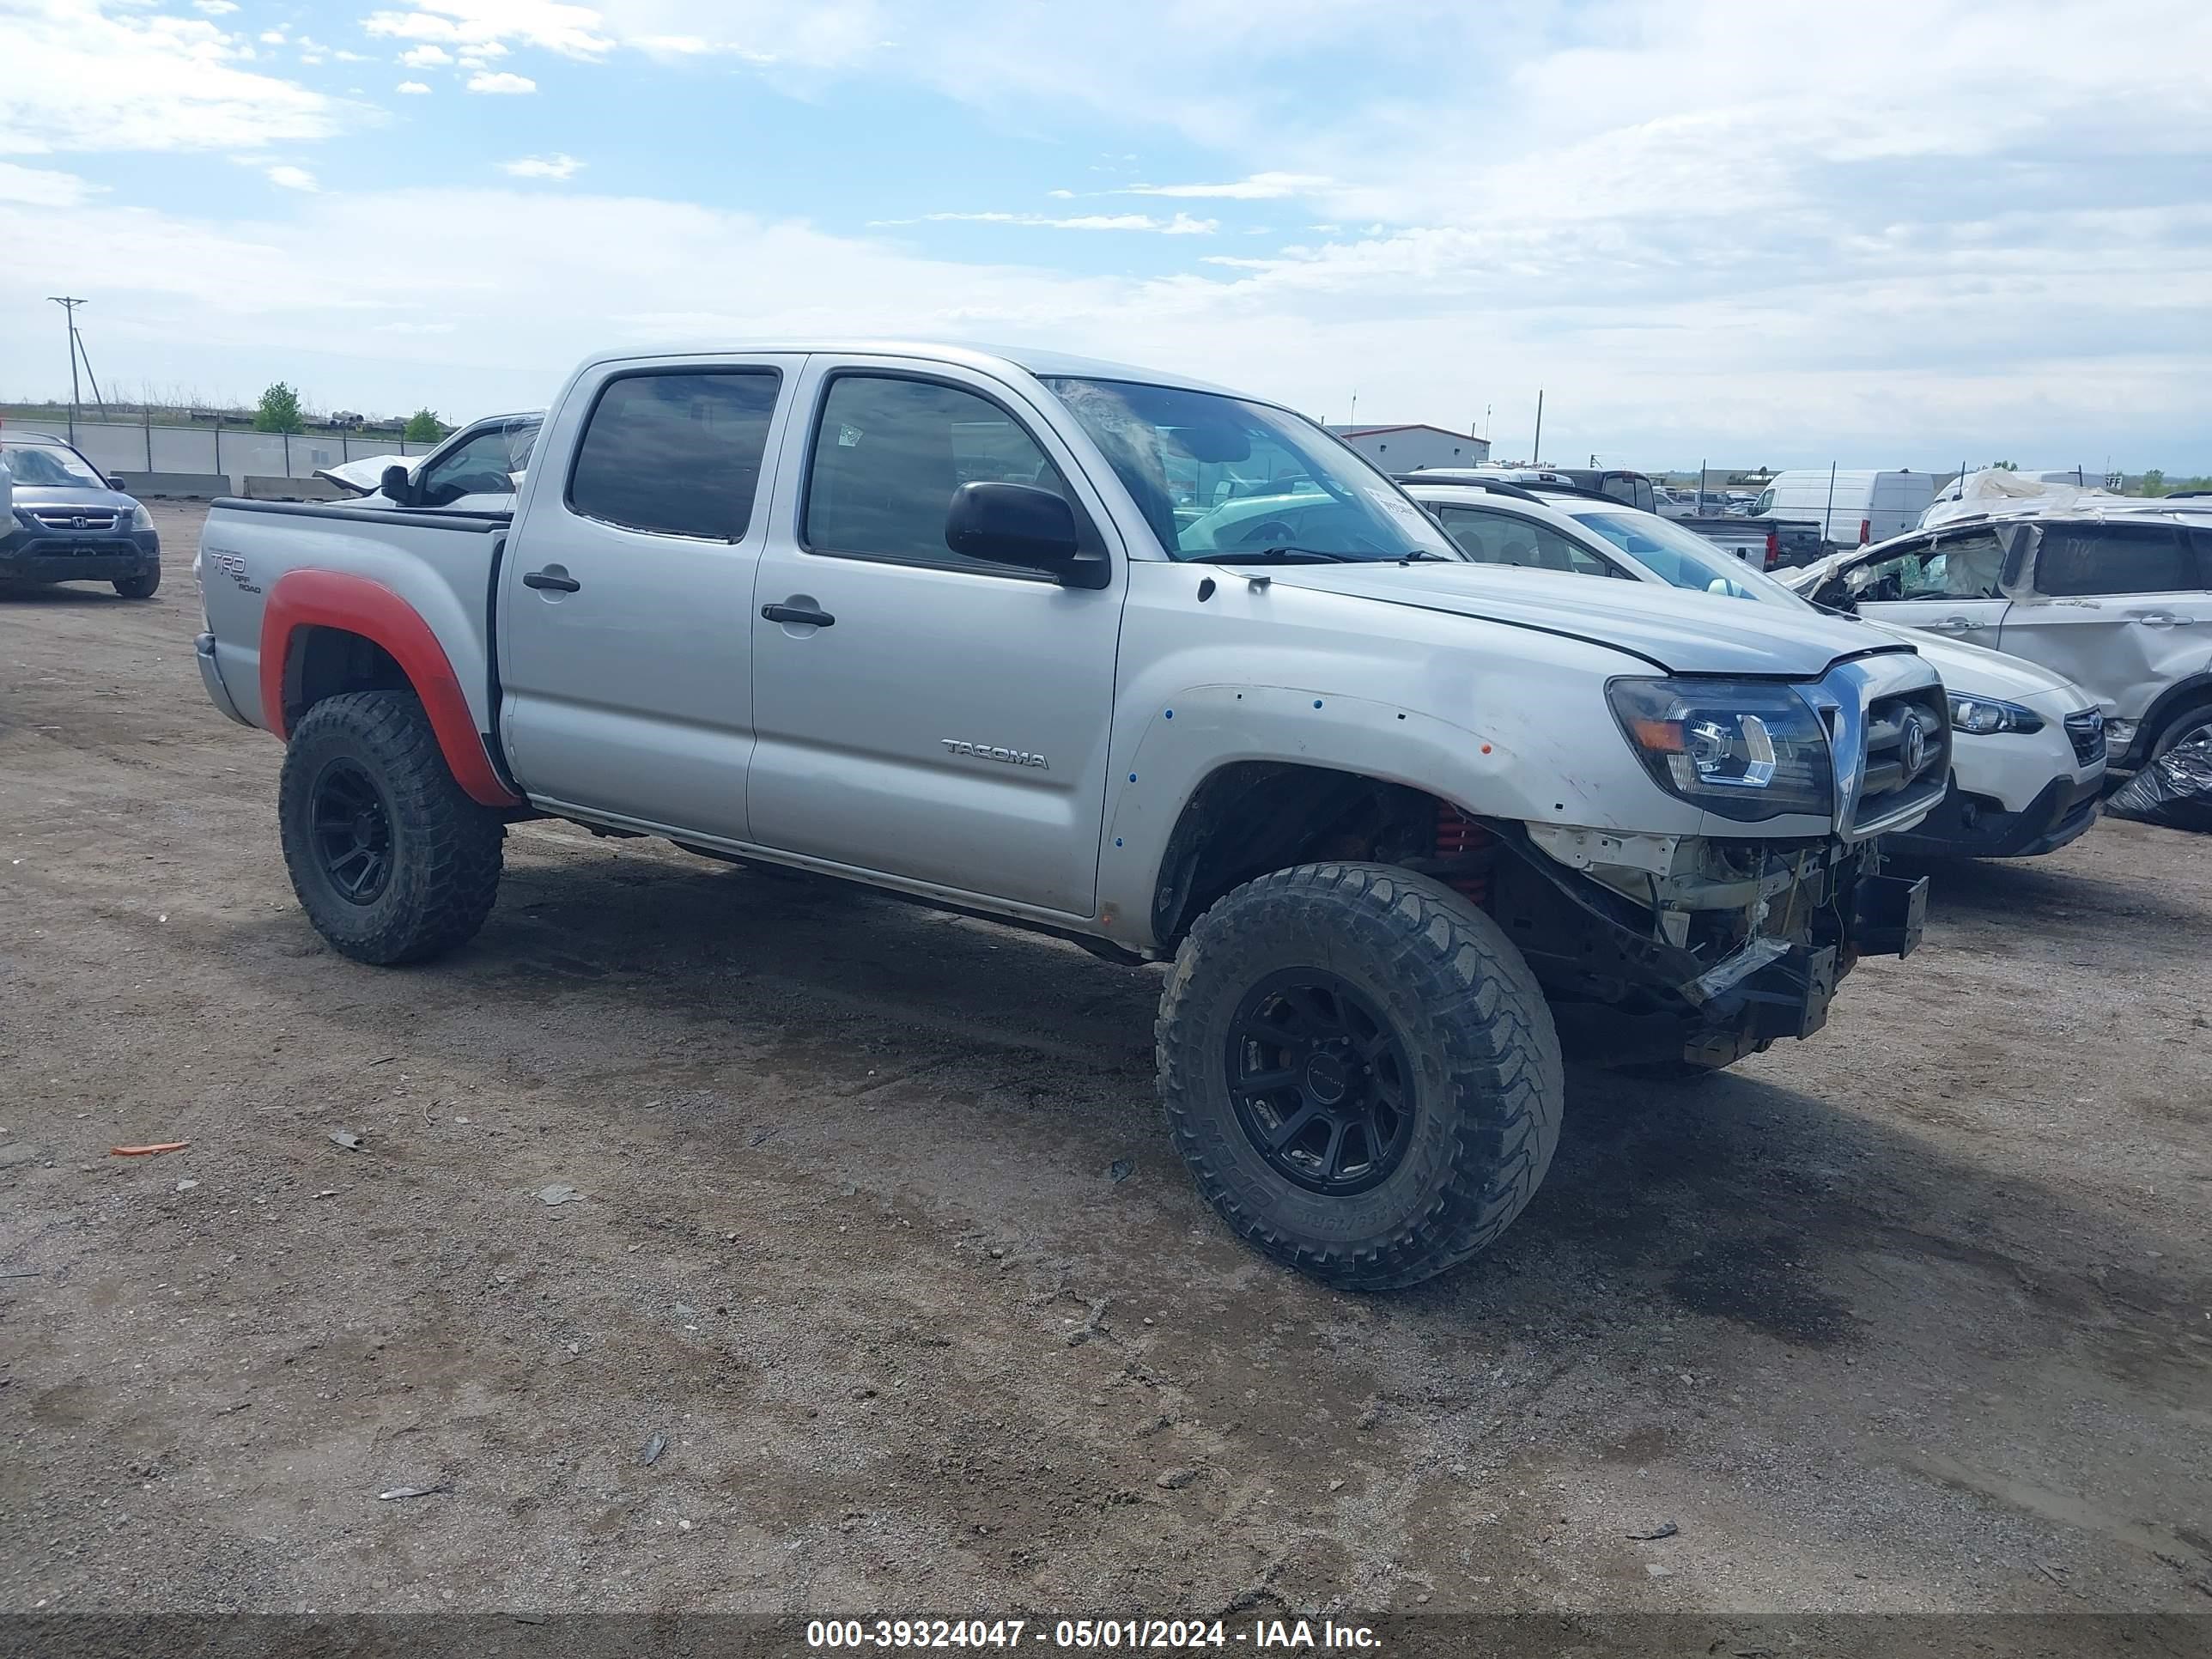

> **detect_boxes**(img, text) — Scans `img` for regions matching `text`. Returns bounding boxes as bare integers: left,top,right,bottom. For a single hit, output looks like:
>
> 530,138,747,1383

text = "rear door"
498,356,804,838
744,356,1127,918
1998,520,2212,726
1850,523,2012,645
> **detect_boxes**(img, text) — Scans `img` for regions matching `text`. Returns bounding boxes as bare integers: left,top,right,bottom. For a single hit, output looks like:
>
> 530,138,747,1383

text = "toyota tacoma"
193,343,1947,1289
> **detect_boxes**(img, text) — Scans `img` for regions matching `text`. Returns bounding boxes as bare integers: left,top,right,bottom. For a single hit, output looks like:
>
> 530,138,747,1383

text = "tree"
1990,459,2018,471
252,381,304,434
2140,469,2166,496
403,407,447,443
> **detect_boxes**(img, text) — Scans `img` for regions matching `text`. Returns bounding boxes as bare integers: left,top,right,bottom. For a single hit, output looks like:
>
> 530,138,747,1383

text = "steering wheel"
1234,518,1297,547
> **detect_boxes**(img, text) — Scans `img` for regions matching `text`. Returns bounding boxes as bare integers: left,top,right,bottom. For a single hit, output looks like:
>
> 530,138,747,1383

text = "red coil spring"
1435,804,1492,908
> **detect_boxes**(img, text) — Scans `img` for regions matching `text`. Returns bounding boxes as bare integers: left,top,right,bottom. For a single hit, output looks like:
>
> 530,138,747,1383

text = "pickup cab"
194,342,1946,1290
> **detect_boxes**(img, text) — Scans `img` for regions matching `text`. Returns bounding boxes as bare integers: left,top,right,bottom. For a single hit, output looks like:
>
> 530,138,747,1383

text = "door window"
803,374,1070,572
2034,521,2194,597
566,370,781,540
1435,506,1620,579
415,416,541,507
1845,530,2003,603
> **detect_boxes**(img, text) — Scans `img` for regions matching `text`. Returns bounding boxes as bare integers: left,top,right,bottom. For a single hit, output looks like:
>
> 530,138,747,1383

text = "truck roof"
572,341,1243,399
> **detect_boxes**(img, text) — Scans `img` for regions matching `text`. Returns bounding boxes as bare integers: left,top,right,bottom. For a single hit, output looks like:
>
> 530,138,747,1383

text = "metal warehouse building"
1327,423,1491,471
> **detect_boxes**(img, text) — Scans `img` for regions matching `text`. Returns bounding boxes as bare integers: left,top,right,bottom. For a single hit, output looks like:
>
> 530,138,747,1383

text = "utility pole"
1348,391,1358,427
1531,390,1544,465
49,295,88,443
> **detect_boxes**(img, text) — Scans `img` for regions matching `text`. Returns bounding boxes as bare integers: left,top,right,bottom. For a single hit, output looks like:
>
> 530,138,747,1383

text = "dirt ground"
2,502,2209,1625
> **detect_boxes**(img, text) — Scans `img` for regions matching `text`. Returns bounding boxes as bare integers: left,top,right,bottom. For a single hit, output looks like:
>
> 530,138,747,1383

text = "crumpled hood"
315,453,410,495
1260,561,1917,678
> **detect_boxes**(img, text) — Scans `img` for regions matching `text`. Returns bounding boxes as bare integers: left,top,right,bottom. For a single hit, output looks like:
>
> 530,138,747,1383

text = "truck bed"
196,496,511,738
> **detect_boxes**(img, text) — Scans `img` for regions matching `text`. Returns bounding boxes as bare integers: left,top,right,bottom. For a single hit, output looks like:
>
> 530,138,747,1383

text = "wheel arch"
259,568,520,807
1147,759,1463,949
2136,672,2212,761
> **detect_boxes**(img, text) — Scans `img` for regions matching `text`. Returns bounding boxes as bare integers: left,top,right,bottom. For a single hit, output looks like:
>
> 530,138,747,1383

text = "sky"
1,0,2208,471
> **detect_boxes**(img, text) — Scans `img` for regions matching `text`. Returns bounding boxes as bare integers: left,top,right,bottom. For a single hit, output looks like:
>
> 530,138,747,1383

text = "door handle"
762,602,835,628
522,568,580,593
1923,617,1978,633
2131,611,2188,627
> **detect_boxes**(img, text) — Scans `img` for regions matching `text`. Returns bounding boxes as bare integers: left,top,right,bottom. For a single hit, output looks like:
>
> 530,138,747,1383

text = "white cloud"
192,0,240,13
1123,172,1330,200
265,164,318,191
0,2,342,155
2,1,2207,470
465,70,537,93
0,160,101,205
893,210,1217,234
501,152,584,179
399,44,453,66
363,2,615,60
0,178,2204,469
395,80,433,94
258,29,285,44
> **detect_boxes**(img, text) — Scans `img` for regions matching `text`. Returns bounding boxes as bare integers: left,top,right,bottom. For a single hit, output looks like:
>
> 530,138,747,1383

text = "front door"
745,357,1127,919
499,357,804,839
1851,523,2013,646
1999,519,2212,728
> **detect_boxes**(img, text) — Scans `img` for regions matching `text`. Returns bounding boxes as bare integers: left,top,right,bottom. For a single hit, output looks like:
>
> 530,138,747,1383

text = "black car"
1,432,163,599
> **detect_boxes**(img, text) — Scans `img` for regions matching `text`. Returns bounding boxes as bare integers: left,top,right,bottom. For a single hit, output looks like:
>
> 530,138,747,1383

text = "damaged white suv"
194,343,1948,1287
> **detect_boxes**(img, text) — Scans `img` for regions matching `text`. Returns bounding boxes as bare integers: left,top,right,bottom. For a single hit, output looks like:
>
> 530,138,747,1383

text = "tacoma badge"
941,739,1048,770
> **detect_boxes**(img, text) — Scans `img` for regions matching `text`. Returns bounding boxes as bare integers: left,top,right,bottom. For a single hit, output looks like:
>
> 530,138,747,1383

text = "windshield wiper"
1396,550,1451,562
1201,545,1352,565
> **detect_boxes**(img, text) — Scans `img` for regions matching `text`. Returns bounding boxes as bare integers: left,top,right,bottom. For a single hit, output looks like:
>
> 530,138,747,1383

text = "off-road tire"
114,569,161,599
2149,700,2212,762
1156,862,1564,1291
278,690,504,964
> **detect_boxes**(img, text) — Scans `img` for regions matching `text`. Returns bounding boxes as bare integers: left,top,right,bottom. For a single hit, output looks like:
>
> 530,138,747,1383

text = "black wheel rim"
1225,968,1416,1195
310,758,394,905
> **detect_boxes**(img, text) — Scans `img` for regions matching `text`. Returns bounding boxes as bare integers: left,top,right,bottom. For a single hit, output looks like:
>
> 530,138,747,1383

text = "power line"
47,295,106,441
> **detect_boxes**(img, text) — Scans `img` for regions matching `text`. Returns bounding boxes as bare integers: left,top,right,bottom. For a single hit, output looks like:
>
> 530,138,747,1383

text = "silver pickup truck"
193,342,1947,1289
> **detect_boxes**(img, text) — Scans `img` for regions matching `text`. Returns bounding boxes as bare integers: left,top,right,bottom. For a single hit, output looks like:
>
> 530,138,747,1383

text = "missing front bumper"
1851,872,1927,957
1496,829,1927,1066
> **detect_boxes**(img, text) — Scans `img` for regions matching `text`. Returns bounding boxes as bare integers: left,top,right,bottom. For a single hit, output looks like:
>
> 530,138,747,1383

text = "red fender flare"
259,568,522,807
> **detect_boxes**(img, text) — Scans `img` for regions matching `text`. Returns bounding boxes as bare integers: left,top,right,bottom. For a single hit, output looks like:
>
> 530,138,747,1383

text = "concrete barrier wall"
40,421,433,492
106,471,234,499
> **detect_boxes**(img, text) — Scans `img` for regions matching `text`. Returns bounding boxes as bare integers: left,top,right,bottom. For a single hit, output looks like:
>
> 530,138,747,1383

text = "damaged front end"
1474,822,1926,1070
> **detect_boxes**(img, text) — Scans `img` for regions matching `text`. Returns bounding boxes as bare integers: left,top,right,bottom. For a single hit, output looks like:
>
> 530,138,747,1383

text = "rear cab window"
567,369,782,540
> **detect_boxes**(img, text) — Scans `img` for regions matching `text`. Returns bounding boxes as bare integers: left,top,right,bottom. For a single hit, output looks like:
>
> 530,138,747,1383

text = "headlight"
128,503,155,532
1948,694,2044,735
1607,677,1834,822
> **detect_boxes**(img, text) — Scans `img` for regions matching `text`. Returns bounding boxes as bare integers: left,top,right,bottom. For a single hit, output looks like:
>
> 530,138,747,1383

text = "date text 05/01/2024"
805,1618,1382,1650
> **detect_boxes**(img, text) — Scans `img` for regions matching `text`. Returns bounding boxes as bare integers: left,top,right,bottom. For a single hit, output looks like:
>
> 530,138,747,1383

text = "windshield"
1039,377,1460,562
1,441,105,489
1563,506,1813,609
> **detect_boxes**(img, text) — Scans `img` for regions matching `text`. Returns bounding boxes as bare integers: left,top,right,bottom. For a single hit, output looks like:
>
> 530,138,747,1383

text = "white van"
1755,470,1936,550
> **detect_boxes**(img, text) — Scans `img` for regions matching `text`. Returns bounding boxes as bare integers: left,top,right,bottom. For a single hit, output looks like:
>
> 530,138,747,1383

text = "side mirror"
380,464,416,506
945,481,1106,587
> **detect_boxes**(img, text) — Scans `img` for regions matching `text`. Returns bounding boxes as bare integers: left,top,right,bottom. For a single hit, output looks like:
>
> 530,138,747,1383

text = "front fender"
1093,680,1702,954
